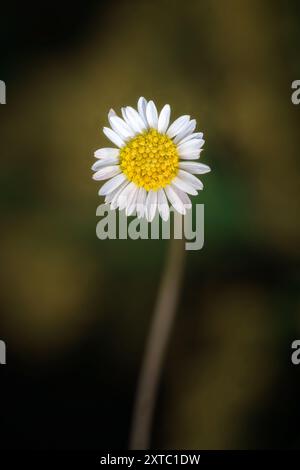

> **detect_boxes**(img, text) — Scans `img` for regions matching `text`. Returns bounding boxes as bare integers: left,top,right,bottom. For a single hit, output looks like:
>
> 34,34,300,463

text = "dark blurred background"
0,0,300,450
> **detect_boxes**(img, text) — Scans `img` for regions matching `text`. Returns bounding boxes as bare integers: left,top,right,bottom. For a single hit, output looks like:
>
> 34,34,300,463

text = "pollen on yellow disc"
119,129,179,191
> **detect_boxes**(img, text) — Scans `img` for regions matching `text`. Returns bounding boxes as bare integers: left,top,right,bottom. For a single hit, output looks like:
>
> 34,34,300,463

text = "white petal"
105,193,114,204
171,176,198,195
118,182,137,210
94,148,119,159
171,185,191,209
179,149,204,160
110,181,129,209
178,132,203,145
93,165,121,181
125,107,146,133
98,173,127,196
136,187,147,218
165,185,186,215
109,116,135,139
137,97,148,127
145,190,157,222
121,107,133,130
126,185,139,216
157,189,170,221
91,156,119,171
103,127,125,148
179,162,211,174
177,139,205,155
157,104,171,134
173,119,196,144
105,184,119,204
177,169,203,190
105,179,126,204
170,185,192,212
108,108,117,119
146,101,159,129
167,115,190,138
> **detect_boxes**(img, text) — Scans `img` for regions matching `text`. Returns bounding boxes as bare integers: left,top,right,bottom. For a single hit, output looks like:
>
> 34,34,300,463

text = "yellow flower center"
120,129,179,191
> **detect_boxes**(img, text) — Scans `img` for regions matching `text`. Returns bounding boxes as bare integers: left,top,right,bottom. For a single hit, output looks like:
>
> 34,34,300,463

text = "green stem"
129,237,186,449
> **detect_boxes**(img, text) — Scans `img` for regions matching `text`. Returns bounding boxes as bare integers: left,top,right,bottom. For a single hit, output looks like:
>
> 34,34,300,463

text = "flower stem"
129,237,186,449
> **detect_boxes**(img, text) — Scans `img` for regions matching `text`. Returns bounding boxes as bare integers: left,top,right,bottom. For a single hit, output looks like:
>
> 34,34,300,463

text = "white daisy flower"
92,97,210,222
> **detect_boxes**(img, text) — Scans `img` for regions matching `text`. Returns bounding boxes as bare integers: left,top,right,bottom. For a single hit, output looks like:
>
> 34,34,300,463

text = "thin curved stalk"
129,237,186,450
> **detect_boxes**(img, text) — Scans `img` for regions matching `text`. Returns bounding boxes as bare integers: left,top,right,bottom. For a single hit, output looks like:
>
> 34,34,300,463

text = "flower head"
92,97,210,221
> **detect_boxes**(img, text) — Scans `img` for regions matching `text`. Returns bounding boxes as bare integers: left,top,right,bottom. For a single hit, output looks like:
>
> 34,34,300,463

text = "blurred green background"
0,0,300,449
